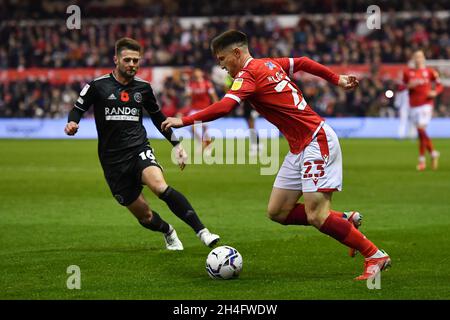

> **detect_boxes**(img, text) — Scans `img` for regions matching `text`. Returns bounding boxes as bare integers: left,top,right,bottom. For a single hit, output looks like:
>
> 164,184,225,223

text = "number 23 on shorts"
302,160,325,179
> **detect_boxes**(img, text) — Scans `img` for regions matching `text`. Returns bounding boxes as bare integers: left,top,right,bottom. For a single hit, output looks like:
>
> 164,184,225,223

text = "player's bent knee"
306,215,321,227
266,204,280,219
306,210,329,228
146,179,168,196
138,214,152,225
266,209,280,221
266,206,289,224
305,208,323,227
142,166,168,195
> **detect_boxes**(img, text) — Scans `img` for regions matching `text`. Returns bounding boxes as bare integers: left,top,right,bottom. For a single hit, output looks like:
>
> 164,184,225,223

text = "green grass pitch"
0,138,449,299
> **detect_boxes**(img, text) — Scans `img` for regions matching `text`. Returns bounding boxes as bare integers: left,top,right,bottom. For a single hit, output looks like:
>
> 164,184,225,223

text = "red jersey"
182,56,339,154
403,67,443,107
187,79,215,110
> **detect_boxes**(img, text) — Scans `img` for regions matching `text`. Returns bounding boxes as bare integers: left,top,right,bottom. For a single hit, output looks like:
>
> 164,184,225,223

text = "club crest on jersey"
265,61,276,70
231,78,244,91
133,92,142,103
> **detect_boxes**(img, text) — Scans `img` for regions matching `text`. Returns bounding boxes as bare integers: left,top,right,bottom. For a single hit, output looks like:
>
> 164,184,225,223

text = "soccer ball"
206,245,243,279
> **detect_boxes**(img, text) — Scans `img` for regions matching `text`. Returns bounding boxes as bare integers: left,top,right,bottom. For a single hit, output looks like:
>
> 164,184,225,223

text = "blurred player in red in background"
162,30,391,281
184,68,219,152
403,50,443,171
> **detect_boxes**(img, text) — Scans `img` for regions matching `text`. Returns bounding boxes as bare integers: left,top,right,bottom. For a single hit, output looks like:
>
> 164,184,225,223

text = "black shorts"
101,144,163,206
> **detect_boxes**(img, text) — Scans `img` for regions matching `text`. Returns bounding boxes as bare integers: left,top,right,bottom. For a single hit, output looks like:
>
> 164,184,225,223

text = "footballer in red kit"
403,50,443,171
187,69,218,111
162,30,391,280
185,68,219,151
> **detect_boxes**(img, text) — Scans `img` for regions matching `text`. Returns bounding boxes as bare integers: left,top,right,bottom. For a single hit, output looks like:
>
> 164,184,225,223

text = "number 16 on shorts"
139,149,156,162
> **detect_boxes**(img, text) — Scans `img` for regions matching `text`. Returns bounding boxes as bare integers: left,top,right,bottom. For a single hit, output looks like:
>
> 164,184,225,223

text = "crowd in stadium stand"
1,1,449,118
0,80,79,118
2,15,450,69
2,72,449,119
1,0,449,20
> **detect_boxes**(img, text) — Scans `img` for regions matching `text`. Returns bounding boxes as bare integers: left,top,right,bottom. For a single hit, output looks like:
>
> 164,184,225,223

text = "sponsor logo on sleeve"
80,84,90,96
231,78,244,91
265,61,275,70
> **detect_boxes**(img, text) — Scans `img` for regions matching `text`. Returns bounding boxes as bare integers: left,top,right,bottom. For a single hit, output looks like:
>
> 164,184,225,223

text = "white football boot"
431,150,440,170
163,226,184,250
197,228,220,247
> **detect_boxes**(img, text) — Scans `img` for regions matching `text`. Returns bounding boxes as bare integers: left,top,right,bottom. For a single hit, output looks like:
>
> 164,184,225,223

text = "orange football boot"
355,251,391,281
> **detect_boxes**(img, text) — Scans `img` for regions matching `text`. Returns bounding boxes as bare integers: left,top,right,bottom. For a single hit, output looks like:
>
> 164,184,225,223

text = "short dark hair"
211,30,248,55
115,37,142,56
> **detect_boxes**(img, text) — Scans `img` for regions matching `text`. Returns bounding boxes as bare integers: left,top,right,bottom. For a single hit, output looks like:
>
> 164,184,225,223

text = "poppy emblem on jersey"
120,91,129,102
265,61,275,70
133,92,142,103
231,78,244,91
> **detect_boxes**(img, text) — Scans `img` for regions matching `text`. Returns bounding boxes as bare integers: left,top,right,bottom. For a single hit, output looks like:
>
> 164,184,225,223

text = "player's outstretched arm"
148,109,187,170
149,109,181,145
161,117,184,131
64,121,79,136
66,81,95,136
64,108,83,136
161,97,238,131
338,75,359,90
279,56,359,90
429,70,444,98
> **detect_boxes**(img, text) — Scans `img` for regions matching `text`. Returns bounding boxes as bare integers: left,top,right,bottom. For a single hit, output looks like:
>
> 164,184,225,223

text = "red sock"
282,203,308,225
283,204,345,226
330,209,346,219
319,213,378,258
424,132,434,154
417,128,427,156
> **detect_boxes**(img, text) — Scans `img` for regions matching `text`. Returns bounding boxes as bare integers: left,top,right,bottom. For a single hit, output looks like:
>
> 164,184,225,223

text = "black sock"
159,186,205,233
139,211,170,234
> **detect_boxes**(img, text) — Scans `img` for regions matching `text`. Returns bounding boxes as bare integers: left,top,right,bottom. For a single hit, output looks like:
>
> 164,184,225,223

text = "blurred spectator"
1,0,449,20
157,70,187,117
0,7,449,118
3,74,446,119
1,14,450,69
0,80,85,118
